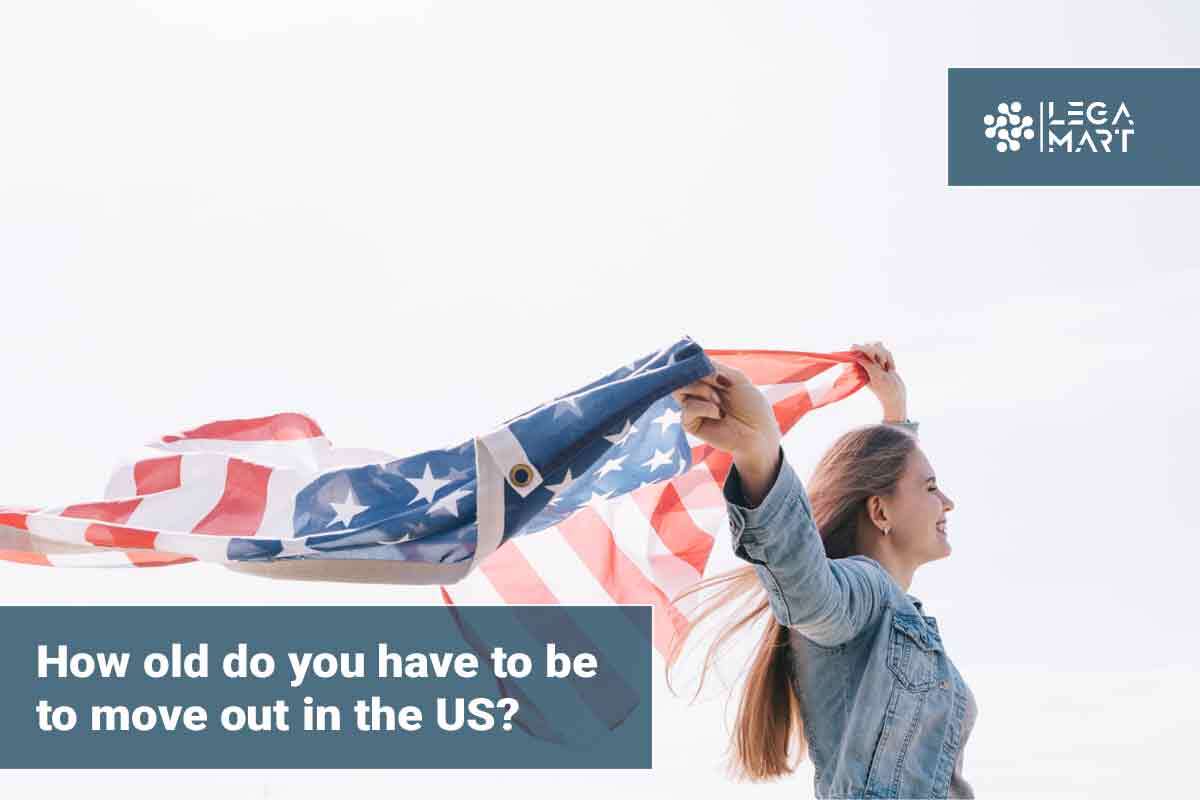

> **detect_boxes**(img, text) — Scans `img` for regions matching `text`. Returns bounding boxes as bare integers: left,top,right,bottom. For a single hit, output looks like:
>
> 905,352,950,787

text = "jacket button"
939,679,949,689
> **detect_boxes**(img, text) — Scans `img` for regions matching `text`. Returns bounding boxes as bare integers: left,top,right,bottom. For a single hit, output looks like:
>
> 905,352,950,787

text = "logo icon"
983,101,1035,153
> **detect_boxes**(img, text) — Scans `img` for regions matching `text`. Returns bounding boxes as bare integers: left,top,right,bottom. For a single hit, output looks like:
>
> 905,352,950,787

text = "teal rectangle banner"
948,67,1200,185
0,605,652,769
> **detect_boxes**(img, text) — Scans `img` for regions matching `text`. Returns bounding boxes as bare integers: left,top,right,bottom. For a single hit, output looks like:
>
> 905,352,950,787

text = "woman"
667,341,976,799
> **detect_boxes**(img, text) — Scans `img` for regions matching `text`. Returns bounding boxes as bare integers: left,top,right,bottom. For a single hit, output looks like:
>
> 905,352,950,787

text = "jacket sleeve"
724,446,894,647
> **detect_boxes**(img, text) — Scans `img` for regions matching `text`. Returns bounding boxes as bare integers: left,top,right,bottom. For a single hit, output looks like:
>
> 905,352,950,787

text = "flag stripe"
126,454,236,532
158,412,325,443
558,509,688,658
134,455,183,495
190,458,272,536
477,538,559,605
510,531,615,606
439,566,508,605
628,483,712,579
84,522,158,550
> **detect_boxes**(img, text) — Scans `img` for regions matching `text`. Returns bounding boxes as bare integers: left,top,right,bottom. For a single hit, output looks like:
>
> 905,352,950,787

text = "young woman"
667,341,976,799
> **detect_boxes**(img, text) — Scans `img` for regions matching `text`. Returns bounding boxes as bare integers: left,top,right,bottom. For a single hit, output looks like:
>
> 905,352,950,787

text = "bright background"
2,1,1196,797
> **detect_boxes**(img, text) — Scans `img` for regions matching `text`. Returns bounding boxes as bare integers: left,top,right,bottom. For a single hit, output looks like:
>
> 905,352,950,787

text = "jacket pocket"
887,611,944,692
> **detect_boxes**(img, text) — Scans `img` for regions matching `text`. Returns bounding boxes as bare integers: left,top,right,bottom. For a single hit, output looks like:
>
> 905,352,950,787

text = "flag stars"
329,486,369,528
643,449,675,472
652,407,682,434
428,487,474,518
405,463,451,505
545,468,577,497
277,536,319,557
547,470,578,506
604,418,638,447
596,455,627,478
444,465,471,482
552,395,585,419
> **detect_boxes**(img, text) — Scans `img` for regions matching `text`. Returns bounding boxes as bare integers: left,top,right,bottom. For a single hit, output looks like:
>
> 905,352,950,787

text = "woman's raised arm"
673,348,907,647
722,445,893,647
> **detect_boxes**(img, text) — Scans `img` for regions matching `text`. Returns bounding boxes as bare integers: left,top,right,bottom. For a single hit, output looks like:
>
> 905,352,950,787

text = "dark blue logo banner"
948,68,1200,185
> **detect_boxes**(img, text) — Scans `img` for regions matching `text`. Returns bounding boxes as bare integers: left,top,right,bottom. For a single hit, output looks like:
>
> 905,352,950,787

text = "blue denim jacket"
724,444,976,799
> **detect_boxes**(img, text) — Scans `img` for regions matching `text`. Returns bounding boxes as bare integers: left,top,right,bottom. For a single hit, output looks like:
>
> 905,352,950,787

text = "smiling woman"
663,342,977,799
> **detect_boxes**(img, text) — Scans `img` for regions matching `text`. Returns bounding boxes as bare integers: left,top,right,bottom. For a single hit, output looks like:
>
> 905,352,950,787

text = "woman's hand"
672,361,783,506
850,341,908,422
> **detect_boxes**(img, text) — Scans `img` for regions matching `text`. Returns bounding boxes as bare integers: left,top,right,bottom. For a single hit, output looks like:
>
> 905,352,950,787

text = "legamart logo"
983,101,1035,153
948,68,1195,186
981,97,1134,155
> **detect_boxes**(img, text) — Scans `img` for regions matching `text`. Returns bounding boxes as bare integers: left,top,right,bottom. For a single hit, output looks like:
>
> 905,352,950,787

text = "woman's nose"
942,493,955,511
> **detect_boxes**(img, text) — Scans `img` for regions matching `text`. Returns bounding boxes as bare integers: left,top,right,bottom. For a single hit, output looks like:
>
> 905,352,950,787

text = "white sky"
1,1,1196,796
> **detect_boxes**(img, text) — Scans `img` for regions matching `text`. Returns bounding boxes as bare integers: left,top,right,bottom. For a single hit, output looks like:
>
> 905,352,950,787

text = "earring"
882,527,890,536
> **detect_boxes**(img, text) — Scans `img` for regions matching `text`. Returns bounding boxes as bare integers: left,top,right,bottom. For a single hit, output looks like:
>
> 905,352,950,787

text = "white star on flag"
444,466,471,482
604,419,637,446
428,487,473,518
642,449,675,472
276,536,320,558
406,463,451,505
544,469,577,504
552,395,584,419
329,486,369,528
595,455,627,478
652,407,682,434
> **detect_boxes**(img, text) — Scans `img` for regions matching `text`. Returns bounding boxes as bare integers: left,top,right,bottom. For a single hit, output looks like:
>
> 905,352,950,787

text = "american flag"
0,337,868,659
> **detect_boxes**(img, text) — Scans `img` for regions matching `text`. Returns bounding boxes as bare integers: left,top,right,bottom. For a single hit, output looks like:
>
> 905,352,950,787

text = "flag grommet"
508,463,535,488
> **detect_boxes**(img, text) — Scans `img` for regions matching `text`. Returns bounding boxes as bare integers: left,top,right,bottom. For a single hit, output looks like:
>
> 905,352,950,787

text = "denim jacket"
724,442,976,799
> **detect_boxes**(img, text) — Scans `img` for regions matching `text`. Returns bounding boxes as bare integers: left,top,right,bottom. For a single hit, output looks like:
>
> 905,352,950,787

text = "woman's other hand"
672,361,783,506
850,341,908,422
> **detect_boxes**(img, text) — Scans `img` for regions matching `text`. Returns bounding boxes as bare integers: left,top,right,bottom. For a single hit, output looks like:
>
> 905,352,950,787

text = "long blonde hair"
664,424,917,781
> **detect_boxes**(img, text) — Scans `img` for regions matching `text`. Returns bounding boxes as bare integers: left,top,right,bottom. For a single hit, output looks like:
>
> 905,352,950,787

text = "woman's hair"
664,423,918,782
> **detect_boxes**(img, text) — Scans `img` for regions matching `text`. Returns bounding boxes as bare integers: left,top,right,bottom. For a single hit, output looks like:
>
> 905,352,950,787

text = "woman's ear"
867,495,889,532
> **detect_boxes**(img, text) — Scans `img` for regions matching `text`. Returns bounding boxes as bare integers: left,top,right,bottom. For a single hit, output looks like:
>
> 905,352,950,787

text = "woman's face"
889,447,955,560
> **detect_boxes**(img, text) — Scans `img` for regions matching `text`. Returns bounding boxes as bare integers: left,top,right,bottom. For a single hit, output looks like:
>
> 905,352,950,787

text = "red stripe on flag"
820,361,869,406
160,412,324,444
772,387,816,435
696,447,734,488
0,550,52,566
705,349,849,385
62,498,140,524
0,511,29,531
190,459,272,536
127,551,197,567
627,483,712,577
663,461,727,510
134,455,183,495
558,510,688,658
84,523,158,550
478,539,559,604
